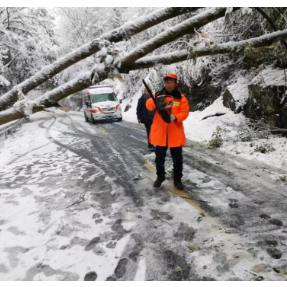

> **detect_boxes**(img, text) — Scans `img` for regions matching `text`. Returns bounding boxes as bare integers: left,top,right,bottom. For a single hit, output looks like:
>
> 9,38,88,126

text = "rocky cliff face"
222,66,287,129
245,84,287,129
223,76,250,113
178,81,222,112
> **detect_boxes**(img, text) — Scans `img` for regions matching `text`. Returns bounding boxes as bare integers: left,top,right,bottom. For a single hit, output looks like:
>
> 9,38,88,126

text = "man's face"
164,78,177,93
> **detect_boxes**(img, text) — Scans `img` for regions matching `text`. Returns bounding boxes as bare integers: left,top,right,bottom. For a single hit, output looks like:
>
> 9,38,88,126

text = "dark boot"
174,179,184,190
153,176,165,188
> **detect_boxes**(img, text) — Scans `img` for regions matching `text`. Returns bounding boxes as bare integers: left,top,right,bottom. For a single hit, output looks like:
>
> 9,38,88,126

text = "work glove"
170,114,176,122
155,95,166,110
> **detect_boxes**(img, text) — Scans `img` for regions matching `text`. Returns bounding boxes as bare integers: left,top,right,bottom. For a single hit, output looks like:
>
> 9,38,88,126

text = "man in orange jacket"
146,73,189,190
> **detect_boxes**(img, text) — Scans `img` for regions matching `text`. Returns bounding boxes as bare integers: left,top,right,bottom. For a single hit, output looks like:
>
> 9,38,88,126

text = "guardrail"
0,118,27,141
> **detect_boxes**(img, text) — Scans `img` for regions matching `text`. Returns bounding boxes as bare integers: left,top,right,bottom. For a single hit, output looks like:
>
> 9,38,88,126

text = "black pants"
144,120,153,147
155,146,183,180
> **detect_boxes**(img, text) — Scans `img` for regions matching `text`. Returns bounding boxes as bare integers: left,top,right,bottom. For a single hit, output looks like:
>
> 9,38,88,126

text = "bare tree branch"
0,42,20,51
6,8,10,29
7,25,34,36
1,52,21,71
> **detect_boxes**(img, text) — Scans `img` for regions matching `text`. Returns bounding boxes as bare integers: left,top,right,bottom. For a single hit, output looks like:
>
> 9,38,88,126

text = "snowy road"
0,110,287,281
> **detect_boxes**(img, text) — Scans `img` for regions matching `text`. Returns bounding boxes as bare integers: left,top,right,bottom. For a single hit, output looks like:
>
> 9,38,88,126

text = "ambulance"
83,85,122,123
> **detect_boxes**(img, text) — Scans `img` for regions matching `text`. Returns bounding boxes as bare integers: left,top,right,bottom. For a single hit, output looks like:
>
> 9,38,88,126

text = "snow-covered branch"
0,72,94,124
1,52,20,71
3,28,287,126
0,7,197,112
120,7,239,68
128,29,287,70
254,7,287,50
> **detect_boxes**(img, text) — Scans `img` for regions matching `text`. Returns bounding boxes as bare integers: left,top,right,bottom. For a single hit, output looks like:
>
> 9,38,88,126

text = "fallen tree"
1,8,287,126
128,28,287,70
0,7,199,111
2,28,287,124
0,7,237,124
119,7,239,68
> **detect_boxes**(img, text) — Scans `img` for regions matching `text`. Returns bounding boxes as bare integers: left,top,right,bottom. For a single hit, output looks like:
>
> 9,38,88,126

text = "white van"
83,85,122,123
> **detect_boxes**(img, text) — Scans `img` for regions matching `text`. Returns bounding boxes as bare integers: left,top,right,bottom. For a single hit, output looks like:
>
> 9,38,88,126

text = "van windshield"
90,93,117,103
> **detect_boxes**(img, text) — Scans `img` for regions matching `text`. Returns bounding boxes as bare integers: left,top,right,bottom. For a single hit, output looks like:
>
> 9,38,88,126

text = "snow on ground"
183,96,245,142
0,111,135,280
0,113,55,169
184,98,287,173
251,65,287,87
184,97,287,173
1,108,287,281
121,89,142,123
223,137,287,172
0,118,19,133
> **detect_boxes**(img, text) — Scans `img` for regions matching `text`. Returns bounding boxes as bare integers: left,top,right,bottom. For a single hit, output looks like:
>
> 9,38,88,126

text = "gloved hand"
155,95,166,110
170,114,177,122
